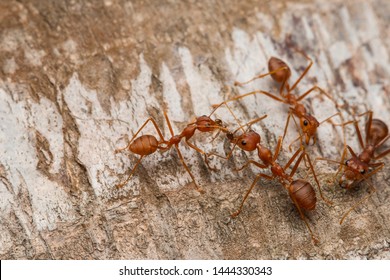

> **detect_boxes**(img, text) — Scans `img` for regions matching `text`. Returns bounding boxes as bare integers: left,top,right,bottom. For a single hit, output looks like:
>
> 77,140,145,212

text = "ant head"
268,57,291,84
340,158,368,187
233,131,260,152
300,115,320,145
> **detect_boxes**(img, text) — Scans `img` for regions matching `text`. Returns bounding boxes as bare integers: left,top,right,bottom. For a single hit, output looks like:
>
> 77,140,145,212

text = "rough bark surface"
0,0,389,259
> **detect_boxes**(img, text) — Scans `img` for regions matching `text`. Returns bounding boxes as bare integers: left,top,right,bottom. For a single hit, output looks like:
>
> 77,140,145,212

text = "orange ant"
316,111,390,224
214,52,340,149
115,111,229,193
217,118,332,244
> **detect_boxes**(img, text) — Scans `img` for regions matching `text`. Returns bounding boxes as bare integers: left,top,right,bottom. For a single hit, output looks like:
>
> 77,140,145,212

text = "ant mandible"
316,111,390,224
213,51,340,149
115,111,229,193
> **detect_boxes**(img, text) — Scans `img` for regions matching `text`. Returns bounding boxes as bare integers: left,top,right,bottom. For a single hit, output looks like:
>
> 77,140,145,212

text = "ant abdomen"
129,135,159,156
268,57,291,83
289,179,317,211
366,119,388,146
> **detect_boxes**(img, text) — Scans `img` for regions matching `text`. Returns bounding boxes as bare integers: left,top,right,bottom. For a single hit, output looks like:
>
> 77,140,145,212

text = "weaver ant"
212,116,331,244
115,111,229,193
214,51,340,150
316,111,390,224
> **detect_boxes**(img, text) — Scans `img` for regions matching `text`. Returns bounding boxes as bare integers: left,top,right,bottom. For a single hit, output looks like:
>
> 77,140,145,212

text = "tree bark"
0,0,389,259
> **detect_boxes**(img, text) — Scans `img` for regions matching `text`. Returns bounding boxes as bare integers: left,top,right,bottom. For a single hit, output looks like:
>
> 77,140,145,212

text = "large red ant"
213,52,340,149
213,117,332,243
316,111,390,224
115,111,229,193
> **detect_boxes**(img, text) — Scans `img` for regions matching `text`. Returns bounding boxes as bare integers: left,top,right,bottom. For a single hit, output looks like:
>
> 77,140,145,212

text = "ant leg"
174,144,205,194
282,112,293,144
288,150,306,177
236,160,268,172
333,112,372,151
319,112,342,126
314,156,346,187
318,112,345,148
289,53,313,92
340,181,377,225
115,118,166,153
212,90,285,113
284,147,304,172
185,139,217,171
354,110,373,145
353,121,365,151
287,114,305,152
346,145,359,159
231,172,273,218
116,156,144,188
234,66,288,87
288,135,303,153
163,111,204,193
314,144,347,187
334,145,349,180
209,98,245,133
231,115,268,134
368,162,384,168
273,136,284,162
304,153,333,205
374,134,390,152
364,163,385,178
290,196,319,245
340,162,384,224
374,146,390,160
296,86,342,112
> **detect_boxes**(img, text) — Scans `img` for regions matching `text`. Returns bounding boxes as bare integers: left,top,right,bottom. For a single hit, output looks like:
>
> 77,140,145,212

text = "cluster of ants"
115,52,389,244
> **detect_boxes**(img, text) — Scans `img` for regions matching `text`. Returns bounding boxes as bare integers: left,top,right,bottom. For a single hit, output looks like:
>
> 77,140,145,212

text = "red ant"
213,52,340,149
214,117,332,244
115,111,229,193
316,111,390,224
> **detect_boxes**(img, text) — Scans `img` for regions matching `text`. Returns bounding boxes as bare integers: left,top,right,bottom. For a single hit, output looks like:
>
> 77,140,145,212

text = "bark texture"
0,0,389,259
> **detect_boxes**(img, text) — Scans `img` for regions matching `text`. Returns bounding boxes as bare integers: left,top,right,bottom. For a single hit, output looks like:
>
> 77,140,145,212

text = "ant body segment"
316,111,390,224
214,52,340,149
115,112,229,193
221,120,331,243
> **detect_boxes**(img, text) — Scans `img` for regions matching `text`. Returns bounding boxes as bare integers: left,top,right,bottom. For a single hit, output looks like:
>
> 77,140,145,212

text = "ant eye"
303,120,309,126
241,140,247,146
345,160,350,166
360,169,366,174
